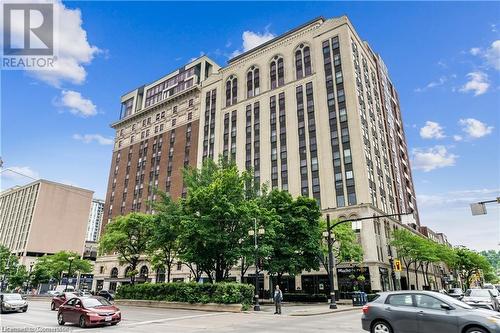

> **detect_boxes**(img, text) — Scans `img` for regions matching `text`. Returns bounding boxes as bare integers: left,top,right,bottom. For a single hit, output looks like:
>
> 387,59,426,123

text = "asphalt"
0,299,365,333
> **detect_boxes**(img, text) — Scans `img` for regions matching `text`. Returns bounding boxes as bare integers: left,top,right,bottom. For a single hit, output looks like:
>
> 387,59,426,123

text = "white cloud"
460,71,490,96
12,0,100,87
412,146,457,172
414,76,448,92
484,40,500,71
231,29,276,58
453,135,463,142
1,166,39,181
73,134,113,145
57,90,97,117
470,47,481,56
419,121,446,139
418,188,500,208
459,118,494,138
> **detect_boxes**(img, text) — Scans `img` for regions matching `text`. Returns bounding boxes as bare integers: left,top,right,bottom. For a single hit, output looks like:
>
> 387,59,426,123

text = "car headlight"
487,316,500,324
87,312,100,316
115,311,121,316
4,303,11,308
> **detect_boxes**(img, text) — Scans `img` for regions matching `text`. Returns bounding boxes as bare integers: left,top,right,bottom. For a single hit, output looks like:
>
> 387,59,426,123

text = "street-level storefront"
337,267,371,298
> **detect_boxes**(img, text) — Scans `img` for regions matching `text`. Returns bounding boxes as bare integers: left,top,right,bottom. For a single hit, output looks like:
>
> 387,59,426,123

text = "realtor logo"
3,3,53,56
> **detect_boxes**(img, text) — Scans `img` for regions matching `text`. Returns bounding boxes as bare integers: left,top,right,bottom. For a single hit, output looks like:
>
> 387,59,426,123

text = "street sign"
470,203,487,215
394,259,402,272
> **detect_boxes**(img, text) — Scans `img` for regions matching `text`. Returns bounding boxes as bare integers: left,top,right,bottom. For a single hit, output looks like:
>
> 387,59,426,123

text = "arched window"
270,56,284,89
124,266,132,278
156,266,166,283
246,66,260,98
110,267,118,278
225,75,238,106
139,265,149,278
295,44,312,79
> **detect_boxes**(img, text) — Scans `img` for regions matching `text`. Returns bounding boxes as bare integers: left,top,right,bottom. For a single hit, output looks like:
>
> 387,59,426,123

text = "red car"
51,292,77,310
57,296,121,328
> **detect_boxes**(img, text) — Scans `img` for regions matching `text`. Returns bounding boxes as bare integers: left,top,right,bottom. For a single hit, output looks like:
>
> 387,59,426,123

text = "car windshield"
489,289,499,296
82,297,112,308
3,294,22,301
465,289,492,297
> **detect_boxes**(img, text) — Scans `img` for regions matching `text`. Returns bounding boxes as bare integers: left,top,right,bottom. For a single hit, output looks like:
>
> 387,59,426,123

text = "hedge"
116,282,254,305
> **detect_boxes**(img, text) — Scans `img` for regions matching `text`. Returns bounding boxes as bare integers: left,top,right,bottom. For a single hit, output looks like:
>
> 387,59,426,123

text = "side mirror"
440,303,453,310
458,296,463,300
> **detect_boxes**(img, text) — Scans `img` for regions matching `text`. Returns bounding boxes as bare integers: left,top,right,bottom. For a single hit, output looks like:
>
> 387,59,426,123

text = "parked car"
97,290,115,301
361,290,500,333
47,290,61,297
51,292,77,310
462,289,500,311
447,287,464,299
0,293,28,313
57,296,121,328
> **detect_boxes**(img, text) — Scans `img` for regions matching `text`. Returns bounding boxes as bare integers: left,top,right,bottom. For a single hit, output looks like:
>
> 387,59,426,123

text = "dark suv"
97,290,115,301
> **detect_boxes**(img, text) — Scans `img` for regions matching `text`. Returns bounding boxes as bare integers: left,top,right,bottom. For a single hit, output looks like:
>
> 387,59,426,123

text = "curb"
114,299,243,313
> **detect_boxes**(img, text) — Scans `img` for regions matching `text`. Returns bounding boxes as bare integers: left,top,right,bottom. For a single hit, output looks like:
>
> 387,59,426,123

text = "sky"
1,1,499,251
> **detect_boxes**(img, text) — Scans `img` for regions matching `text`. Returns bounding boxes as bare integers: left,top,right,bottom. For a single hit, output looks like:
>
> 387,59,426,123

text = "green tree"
453,247,492,290
391,229,421,290
32,251,92,285
99,213,155,284
318,221,363,277
0,246,29,291
180,158,258,282
260,190,323,285
480,250,500,282
148,193,183,283
8,265,29,290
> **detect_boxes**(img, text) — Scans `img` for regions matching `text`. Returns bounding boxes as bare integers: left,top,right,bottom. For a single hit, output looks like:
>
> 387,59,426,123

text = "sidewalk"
249,303,361,316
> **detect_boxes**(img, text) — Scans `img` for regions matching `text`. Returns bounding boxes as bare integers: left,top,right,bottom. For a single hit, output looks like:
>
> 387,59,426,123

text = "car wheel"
51,302,56,311
57,313,65,325
465,327,488,333
22,307,27,312
79,315,86,328
371,320,393,333
111,323,117,326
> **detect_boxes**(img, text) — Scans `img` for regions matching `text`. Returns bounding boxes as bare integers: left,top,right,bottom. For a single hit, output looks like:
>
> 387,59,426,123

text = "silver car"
0,293,28,313
361,290,500,333
462,289,500,312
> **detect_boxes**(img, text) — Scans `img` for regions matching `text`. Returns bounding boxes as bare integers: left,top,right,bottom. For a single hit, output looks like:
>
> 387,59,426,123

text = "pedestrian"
273,285,283,315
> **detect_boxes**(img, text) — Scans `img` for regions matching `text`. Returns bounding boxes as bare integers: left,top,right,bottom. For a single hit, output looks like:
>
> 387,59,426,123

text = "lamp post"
25,264,33,294
323,209,413,309
248,218,264,311
325,215,337,309
65,257,75,292
387,244,398,291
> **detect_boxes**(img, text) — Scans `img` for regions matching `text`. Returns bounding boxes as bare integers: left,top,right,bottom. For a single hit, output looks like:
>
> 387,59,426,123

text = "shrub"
116,282,254,305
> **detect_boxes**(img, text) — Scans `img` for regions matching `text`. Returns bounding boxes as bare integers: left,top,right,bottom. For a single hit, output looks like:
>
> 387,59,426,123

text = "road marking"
0,317,38,327
71,312,231,332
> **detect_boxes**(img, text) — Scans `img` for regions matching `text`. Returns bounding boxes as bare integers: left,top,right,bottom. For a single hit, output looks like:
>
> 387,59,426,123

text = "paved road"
0,300,364,333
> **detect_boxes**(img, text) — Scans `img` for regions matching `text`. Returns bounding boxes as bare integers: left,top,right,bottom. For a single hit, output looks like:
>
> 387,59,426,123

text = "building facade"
86,199,104,242
95,16,446,295
0,180,93,266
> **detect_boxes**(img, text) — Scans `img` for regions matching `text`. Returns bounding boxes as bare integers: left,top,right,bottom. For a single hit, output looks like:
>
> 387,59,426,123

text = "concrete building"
95,16,447,295
0,180,93,266
86,199,104,242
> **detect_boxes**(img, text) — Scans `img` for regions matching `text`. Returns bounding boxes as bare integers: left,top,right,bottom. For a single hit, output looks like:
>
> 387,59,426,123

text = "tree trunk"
424,263,430,288
166,263,171,283
414,262,421,290
404,260,411,290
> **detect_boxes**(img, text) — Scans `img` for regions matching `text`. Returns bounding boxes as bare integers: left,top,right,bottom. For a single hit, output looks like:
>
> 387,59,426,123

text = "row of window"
225,44,313,107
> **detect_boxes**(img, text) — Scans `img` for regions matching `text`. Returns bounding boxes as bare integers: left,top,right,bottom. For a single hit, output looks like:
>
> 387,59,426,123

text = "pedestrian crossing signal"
394,259,402,272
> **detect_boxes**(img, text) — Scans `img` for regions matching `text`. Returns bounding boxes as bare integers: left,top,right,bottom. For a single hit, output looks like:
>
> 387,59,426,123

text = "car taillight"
362,305,369,314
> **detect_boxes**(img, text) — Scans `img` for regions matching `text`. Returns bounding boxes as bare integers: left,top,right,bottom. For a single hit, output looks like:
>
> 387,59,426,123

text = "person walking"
273,285,283,315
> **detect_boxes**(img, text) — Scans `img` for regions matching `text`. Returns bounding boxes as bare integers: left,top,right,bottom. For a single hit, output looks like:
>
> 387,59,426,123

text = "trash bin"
352,291,368,306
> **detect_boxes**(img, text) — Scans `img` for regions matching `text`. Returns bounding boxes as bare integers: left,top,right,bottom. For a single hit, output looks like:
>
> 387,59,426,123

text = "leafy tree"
318,220,363,276
99,213,155,284
180,158,257,282
453,247,492,290
0,246,28,291
391,229,421,290
32,251,92,285
260,190,322,285
8,265,29,290
148,193,183,283
480,250,500,281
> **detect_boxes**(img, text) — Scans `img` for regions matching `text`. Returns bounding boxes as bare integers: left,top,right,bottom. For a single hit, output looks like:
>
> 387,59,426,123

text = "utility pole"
326,215,337,309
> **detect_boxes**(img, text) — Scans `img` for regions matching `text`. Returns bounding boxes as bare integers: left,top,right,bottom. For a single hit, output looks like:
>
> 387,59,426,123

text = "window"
246,66,260,98
225,75,238,106
270,56,284,89
110,267,118,278
415,295,444,310
295,44,312,79
188,99,194,107
387,294,414,307
177,262,182,270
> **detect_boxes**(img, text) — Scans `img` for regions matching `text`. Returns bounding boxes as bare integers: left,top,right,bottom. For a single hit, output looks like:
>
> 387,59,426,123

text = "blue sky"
2,1,499,250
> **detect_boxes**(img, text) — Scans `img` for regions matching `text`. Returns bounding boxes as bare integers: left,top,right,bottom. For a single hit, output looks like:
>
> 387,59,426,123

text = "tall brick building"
94,16,445,294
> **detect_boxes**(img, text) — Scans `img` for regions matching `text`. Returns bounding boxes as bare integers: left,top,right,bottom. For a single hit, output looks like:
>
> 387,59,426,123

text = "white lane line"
71,312,230,332
0,317,38,326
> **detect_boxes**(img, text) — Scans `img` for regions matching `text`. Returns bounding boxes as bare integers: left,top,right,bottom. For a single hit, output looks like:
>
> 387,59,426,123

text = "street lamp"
470,197,500,216
65,256,75,292
248,218,264,311
323,209,413,309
